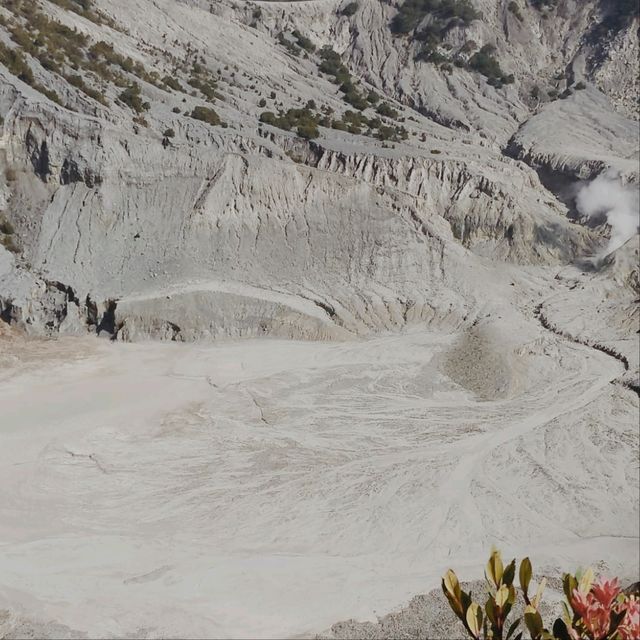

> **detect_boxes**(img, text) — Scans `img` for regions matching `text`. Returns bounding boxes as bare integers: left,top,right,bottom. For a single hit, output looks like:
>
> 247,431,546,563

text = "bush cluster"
188,62,219,101
0,214,18,253
190,105,222,126
340,2,359,16
0,41,62,104
0,0,223,119
389,0,516,90
276,30,315,57
507,1,524,21
468,44,514,87
118,83,149,113
47,0,118,29
318,47,382,111
260,107,320,139
391,0,480,35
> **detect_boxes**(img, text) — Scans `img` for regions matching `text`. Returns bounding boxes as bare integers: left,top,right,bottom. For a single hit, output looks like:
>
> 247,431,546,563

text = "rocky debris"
0,609,88,640
321,579,565,640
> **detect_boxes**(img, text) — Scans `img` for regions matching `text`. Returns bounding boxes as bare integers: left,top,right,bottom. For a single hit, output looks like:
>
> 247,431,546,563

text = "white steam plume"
576,171,639,255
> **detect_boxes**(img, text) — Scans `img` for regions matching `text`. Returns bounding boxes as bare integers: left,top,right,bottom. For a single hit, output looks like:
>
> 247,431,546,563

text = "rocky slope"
0,0,637,341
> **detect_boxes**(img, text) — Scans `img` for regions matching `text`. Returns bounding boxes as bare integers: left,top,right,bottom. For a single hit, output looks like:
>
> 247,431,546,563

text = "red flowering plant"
442,550,639,640
554,570,640,640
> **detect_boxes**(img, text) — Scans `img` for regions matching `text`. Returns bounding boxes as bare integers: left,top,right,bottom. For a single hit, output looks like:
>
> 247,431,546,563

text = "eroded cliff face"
0,0,637,340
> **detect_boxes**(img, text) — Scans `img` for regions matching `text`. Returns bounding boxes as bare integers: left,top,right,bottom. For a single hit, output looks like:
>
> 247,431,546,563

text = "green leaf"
496,585,510,607
487,549,504,588
524,606,543,640
503,559,516,587
485,596,497,624
461,590,473,613
520,558,532,594
562,574,577,605
506,618,521,640
466,602,483,638
552,619,571,640
443,569,462,600
442,587,464,621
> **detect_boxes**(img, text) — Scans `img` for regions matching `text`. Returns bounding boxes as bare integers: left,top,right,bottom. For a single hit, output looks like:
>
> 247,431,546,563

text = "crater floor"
0,325,637,638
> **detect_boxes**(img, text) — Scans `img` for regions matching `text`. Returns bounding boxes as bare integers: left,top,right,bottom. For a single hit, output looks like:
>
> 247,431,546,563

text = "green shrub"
317,47,371,110
0,42,34,84
469,45,509,84
0,234,19,253
297,121,319,139
259,107,320,137
65,72,106,103
163,75,183,91
507,1,523,21
47,0,115,27
118,83,148,113
391,0,480,35
190,106,222,126
277,32,300,57
340,2,358,16
366,90,380,104
318,47,351,84
258,97,267,107
163,128,175,138
415,45,449,64
376,102,399,118
292,30,315,53
343,89,368,110
376,125,396,141
188,76,217,101
0,217,15,235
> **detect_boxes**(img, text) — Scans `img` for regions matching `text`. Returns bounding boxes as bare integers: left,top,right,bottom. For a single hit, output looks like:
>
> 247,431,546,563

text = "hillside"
0,0,637,340
0,0,638,638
